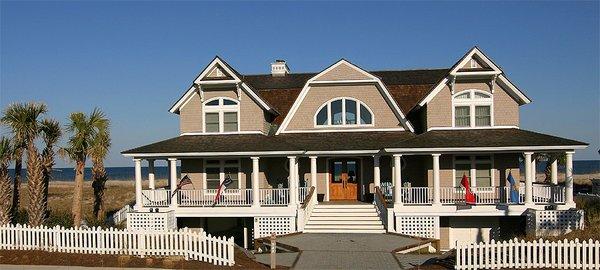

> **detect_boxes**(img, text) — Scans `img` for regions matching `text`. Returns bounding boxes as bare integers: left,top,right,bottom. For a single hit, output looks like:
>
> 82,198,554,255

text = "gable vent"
271,59,289,76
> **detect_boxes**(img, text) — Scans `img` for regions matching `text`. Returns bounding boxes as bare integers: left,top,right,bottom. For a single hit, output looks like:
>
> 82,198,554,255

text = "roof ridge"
241,67,450,77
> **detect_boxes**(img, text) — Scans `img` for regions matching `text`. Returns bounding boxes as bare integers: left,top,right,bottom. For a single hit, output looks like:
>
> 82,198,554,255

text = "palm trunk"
11,154,22,223
41,147,54,219
92,161,107,221
71,160,85,227
26,143,46,226
0,162,12,225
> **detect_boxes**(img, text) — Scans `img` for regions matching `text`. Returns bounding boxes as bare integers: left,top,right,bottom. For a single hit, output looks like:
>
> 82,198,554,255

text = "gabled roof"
415,47,532,109
169,56,277,114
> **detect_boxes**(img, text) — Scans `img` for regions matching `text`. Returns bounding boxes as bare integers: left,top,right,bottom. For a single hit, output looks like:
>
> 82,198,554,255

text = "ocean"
7,160,600,182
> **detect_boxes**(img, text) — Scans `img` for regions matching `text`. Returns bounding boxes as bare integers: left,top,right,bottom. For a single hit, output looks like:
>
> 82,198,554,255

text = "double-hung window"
452,90,492,128
454,155,493,187
204,159,240,190
203,98,239,133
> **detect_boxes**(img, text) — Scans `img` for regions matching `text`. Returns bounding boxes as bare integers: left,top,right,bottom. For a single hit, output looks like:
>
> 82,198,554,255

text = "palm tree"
91,131,110,221
0,137,13,225
61,108,108,227
39,119,61,218
21,103,47,226
1,103,30,222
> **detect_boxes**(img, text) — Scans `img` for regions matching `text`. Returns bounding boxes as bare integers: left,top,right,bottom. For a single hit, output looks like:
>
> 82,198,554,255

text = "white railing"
381,182,393,201
398,186,567,205
373,187,388,230
178,189,252,207
259,188,289,206
141,190,171,207
456,238,600,270
298,186,309,203
532,185,566,204
0,224,235,266
111,204,132,225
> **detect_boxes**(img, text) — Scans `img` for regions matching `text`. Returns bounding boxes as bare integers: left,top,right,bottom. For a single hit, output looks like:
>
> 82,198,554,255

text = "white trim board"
426,126,519,131
123,151,305,158
280,127,407,134
275,59,414,135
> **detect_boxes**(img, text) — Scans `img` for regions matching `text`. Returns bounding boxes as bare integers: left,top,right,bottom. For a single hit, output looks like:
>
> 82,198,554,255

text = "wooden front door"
329,159,360,201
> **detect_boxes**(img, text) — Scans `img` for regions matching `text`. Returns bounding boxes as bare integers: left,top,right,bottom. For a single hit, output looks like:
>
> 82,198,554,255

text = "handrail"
375,186,388,208
373,186,388,230
301,186,316,209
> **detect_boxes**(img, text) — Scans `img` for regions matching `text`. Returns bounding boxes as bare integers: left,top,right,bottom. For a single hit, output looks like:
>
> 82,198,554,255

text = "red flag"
460,174,476,205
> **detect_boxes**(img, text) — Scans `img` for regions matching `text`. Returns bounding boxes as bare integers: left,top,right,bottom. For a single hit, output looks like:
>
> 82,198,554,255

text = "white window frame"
203,159,241,191
451,89,493,128
452,155,495,188
313,97,375,128
202,97,240,133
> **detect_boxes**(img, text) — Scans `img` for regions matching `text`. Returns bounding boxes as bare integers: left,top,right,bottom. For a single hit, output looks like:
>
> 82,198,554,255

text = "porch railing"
396,185,566,205
259,188,289,206
141,190,171,207
178,189,252,207
298,186,309,203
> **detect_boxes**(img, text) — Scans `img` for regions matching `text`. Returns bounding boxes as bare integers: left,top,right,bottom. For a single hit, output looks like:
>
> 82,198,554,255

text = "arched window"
203,97,239,133
452,90,492,128
315,97,373,127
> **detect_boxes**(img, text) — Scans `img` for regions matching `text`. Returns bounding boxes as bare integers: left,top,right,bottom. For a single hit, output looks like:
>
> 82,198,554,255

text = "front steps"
303,204,386,233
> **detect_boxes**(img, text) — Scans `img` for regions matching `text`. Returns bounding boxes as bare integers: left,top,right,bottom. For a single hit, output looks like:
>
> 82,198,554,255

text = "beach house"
122,47,587,250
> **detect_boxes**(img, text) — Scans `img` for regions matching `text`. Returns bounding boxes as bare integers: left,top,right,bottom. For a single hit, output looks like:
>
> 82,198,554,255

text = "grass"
15,179,167,227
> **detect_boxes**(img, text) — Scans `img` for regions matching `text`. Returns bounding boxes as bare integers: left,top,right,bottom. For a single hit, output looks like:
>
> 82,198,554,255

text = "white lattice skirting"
526,209,584,237
253,217,296,239
127,211,177,231
396,215,440,239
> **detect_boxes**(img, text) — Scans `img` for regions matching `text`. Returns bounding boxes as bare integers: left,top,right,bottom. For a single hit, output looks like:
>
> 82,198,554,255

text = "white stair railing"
373,186,388,230
301,186,317,229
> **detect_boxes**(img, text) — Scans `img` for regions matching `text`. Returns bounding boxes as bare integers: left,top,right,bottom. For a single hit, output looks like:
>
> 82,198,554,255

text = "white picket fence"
0,224,235,266
456,238,600,269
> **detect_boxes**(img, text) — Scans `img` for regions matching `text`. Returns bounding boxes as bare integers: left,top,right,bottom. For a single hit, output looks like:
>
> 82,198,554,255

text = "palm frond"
0,137,12,163
40,119,62,147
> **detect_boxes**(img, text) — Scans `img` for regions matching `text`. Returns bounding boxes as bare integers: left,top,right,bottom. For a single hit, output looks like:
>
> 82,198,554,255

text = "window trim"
203,158,241,190
452,155,495,188
313,97,375,128
451,89,494,128
202,97,240,133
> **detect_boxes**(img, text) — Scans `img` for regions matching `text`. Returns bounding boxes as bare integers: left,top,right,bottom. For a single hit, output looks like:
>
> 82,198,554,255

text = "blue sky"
1,1,598,167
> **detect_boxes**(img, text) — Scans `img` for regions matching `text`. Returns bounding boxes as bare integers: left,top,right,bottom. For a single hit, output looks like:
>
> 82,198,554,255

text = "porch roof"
384,128,588,153
121,129,587,157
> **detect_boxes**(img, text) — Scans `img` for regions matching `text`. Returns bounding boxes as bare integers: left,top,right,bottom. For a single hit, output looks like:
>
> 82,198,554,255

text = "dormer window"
315,97,373,127
203,97,239,133
452,90,492,128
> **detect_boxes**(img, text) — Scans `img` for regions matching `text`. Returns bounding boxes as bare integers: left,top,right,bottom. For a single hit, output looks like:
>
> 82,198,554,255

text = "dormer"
271,59,289,76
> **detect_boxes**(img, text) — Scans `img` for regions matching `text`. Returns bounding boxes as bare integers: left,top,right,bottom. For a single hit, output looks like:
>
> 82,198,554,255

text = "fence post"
228,236,235,266
270,233,276,269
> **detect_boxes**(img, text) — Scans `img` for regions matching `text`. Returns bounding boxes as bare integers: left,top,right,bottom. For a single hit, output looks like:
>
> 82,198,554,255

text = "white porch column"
551,158,558,185
432,154,441,206
134,159,142,209
169,158,178,207
251,157,260,207
148,159,155,190
309,156,317,188
565,151,574,205
530,155,537,183
393,154,402,206
288,156,298,205
524,152,533,205
373,155,381,188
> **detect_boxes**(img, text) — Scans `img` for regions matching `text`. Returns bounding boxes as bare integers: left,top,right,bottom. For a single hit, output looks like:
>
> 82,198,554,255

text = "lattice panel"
253,217,295,239
526,209,584,237
396,216,439,239
127,211,177,231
